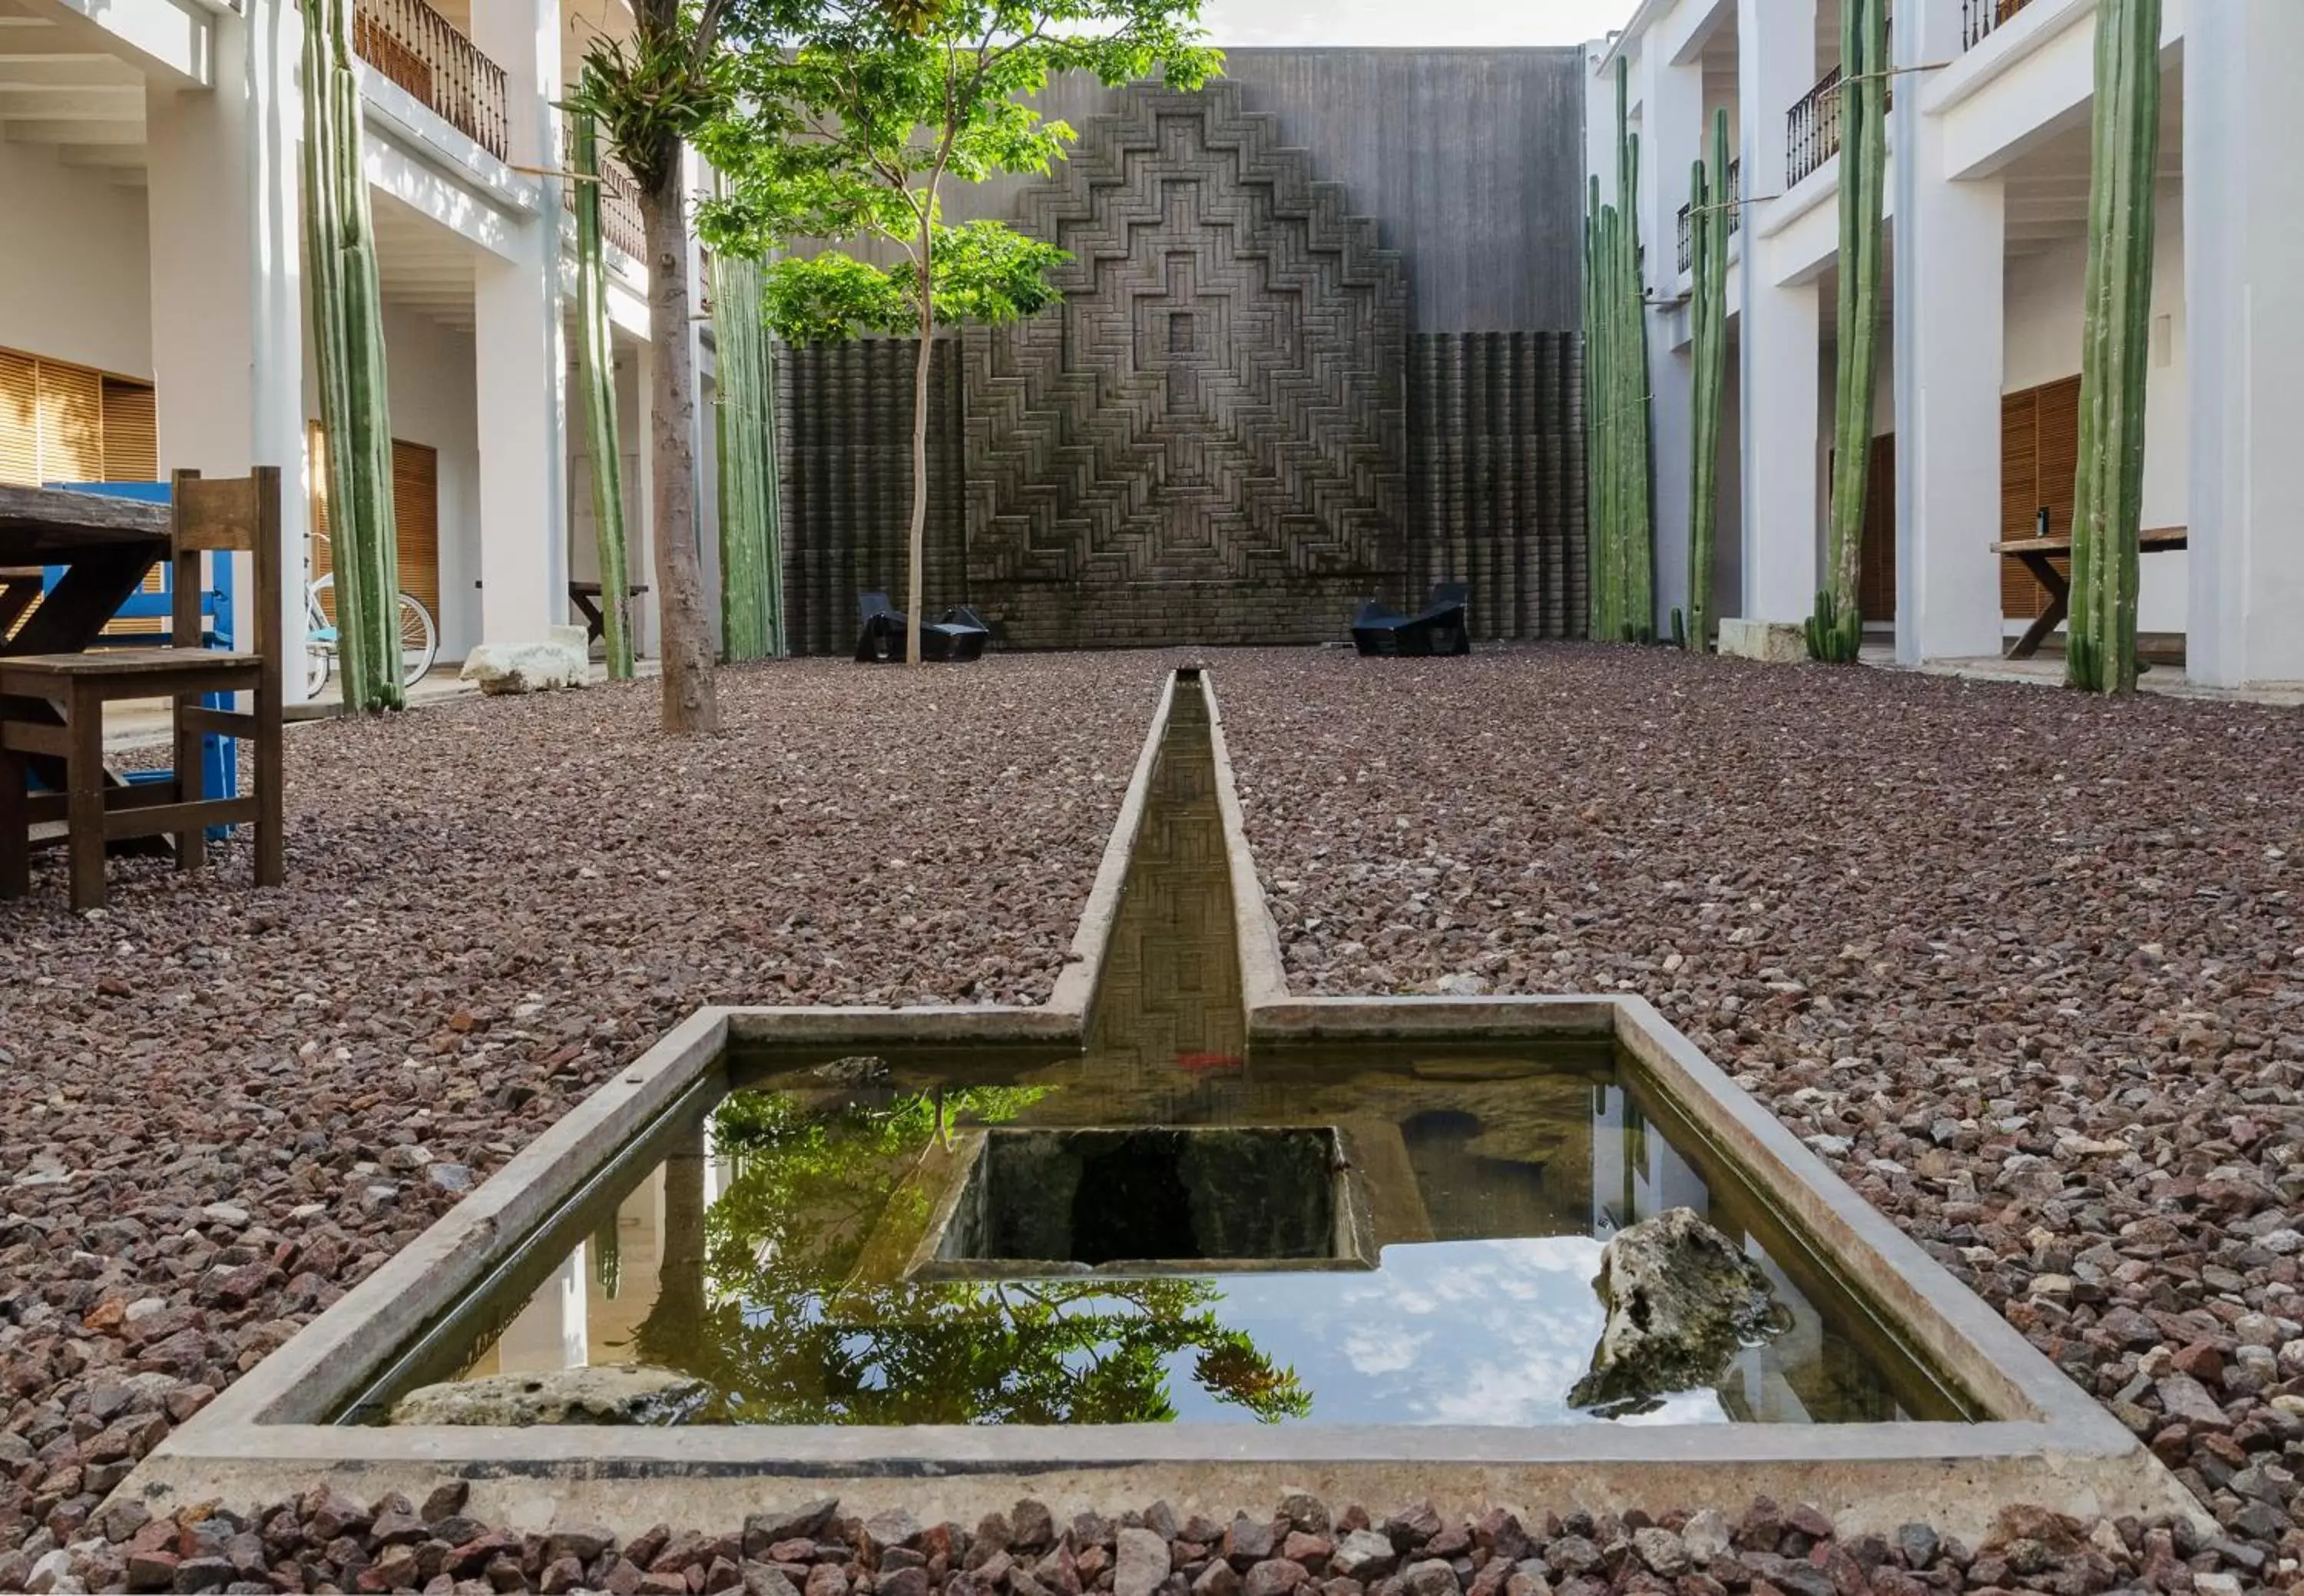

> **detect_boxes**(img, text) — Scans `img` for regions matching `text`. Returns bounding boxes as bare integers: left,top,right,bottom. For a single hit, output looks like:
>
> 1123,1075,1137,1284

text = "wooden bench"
569,580,649,652
1988,526,2187,660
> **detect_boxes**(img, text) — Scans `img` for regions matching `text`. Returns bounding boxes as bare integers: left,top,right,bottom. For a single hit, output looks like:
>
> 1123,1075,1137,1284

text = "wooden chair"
0,469,284,910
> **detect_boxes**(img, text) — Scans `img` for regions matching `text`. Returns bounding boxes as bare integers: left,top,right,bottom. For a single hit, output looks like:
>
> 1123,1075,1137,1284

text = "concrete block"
1717,619,1807,664
460,624,588,695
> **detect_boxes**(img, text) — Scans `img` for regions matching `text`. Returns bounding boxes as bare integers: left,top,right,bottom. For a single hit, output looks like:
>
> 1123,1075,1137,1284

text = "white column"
2186,2,2304,687
144,0,307,695
470,0,568,645
1736,0,1822,624
1644,41,1703,634
1892,0,2006,664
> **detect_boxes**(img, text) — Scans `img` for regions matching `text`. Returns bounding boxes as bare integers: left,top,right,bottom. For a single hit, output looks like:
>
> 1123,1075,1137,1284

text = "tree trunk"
907,224,935,668
643,159,721,733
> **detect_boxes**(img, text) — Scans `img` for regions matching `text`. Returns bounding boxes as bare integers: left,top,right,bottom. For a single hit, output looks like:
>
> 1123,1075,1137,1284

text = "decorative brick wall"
773,339,965,660
1406,332,1588,641
771,70,1590,654
959,83,1409,650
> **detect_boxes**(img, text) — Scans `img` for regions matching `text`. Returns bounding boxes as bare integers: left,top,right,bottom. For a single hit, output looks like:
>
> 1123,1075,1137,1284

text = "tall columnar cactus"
712,250,787,662
571,113,635,681
1582,58,1657,644
1684,108,1731,654
1811,0,1889,664
300,0,402,710
2067,0,2161,695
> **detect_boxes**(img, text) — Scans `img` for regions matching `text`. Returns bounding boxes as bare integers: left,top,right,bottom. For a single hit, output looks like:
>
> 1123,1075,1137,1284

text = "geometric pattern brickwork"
773,337,967,659
1406,331,1588,641
961,82,1409,649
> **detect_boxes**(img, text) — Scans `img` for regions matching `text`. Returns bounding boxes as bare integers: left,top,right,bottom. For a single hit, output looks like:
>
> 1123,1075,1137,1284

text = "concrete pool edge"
114,668,2210,1542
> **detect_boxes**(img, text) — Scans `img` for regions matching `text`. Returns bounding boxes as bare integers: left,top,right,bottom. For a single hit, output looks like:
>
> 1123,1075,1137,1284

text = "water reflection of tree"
629,1085,1311,1425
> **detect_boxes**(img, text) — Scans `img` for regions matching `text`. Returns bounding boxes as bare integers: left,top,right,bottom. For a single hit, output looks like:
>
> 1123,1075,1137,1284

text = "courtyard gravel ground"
1,643,2296,1592
1216,644,2304,1587
0,655,1171,1571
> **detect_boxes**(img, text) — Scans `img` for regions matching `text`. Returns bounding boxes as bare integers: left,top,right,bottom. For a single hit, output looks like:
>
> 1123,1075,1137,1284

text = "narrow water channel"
356,674,1966,1428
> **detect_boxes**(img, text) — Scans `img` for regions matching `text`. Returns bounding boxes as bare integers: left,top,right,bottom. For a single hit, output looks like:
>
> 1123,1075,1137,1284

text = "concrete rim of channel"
115,666,2210,1542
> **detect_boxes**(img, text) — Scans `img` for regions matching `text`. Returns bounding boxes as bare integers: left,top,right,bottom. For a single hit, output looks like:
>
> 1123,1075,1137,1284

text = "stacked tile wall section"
773,51,1587,654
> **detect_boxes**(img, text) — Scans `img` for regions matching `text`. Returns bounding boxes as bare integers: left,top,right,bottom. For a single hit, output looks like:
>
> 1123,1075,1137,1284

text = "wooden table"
1989,525,2187,659
568,580,650,651
0,484,172,793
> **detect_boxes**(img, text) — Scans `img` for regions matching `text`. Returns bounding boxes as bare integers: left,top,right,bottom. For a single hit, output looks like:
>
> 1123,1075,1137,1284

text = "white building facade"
1590,0,2304,688
0,0,720,697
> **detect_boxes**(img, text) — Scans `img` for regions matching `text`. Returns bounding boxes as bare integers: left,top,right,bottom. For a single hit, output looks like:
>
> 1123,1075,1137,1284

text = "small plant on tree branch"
701,0,1220,665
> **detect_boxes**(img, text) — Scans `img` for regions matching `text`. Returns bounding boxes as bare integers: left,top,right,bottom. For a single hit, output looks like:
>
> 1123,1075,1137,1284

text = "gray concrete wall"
948,48,1588,333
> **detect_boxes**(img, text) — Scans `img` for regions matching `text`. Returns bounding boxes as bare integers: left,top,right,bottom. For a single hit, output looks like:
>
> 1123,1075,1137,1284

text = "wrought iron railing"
1675,156,1742,275
351,0,508,161
562,124,649,261
1961,0,2036,51
1786,65,1843,187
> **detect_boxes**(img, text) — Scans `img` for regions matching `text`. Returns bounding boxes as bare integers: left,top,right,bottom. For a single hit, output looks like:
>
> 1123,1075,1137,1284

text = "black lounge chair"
854,591,991,664
1351,582,1471,657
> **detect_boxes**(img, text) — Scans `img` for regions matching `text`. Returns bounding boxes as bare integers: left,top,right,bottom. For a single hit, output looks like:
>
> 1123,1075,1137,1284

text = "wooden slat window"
0,350,37,485
392,439,440,614
1858,432,1895,622
0,346,158,488
306,422,442,616
2001,375,2081,618
101,379,158,482
35,361,104,485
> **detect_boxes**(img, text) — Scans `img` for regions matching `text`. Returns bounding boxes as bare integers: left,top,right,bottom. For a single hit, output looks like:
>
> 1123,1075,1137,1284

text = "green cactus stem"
1686,108,1731,654
2067,0,2161,695
301,0,402,710
1812,0,1887,665
571,112,635,680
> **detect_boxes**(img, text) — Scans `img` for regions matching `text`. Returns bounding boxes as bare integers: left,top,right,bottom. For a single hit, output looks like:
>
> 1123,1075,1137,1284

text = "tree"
567,2,735,733
702,0,1221,665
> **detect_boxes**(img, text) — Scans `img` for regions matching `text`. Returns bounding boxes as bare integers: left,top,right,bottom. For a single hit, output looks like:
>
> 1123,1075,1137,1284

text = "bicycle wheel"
397,592,439,689
303,643,332,700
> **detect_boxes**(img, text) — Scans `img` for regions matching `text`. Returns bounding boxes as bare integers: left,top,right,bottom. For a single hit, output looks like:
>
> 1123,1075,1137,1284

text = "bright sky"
1197,0,1641,46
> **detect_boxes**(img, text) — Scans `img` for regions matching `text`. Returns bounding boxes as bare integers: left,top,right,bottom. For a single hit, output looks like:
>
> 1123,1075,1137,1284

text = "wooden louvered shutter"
0,350,36,485
1999,377,2081,618
390,441,439,614
1999,389,2038,617
1858,432,1895,621
307,425,439,616
100,379,157,481
36,360,104,484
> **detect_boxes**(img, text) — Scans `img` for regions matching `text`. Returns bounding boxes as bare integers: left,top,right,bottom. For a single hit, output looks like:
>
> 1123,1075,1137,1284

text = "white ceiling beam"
53,140,144,165
2,114,137,140
0,84,141,116
0,55,136,84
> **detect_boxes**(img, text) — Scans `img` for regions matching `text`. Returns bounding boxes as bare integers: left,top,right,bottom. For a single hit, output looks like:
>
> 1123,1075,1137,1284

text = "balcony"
353,0,509,161
563,124,650,262
1786,65,1842,187
1674,157,1743,276
1961,0,2036,51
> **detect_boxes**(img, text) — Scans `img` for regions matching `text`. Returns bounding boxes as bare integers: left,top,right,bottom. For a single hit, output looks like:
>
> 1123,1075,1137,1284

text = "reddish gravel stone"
0,657,1170,1552
1217,644,2304,1573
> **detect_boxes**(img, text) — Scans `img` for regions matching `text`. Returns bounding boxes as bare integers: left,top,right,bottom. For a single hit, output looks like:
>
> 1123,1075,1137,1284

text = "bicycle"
303,532,440,699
